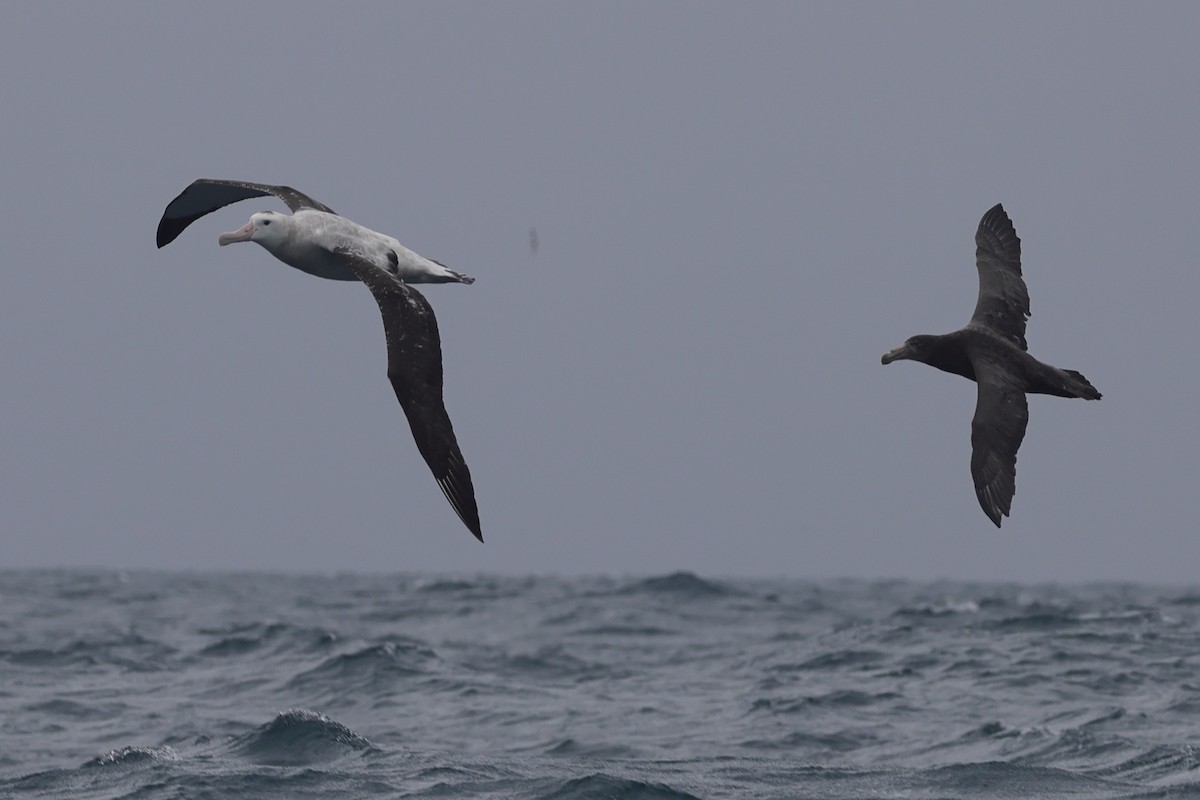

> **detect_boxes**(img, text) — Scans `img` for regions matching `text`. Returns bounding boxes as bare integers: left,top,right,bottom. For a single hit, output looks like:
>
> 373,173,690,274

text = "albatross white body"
157,178,483,542
217,208,474,285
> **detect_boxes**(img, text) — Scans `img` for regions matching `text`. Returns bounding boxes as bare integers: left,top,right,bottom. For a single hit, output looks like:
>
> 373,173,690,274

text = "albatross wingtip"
463,513,484,543
156,218,181,249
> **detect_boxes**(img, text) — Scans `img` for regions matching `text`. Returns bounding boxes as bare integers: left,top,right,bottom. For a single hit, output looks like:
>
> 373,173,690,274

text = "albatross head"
218,211,288,248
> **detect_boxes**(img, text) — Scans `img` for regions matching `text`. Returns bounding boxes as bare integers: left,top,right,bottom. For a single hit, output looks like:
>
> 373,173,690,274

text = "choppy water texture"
3,571,1200,799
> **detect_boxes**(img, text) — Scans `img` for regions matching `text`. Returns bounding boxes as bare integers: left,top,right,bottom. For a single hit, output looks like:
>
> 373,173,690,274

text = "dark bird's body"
882,204,1100,527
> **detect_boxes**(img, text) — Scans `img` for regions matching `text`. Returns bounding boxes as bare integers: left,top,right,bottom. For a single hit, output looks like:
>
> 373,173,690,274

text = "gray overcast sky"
1,3,1196,582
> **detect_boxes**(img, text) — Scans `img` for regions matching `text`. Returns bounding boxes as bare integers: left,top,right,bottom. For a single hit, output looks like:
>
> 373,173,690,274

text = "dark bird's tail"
1063,369,1102,400
1030,362,1101,400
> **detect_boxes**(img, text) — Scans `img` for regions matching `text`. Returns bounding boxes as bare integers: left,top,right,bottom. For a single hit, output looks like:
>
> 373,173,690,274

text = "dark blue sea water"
3,571,1200,799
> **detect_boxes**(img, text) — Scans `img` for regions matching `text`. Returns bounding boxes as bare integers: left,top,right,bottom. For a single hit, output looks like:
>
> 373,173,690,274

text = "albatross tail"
427,258,475,284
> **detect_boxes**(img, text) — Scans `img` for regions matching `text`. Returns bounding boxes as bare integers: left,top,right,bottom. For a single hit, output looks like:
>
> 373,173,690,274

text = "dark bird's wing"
970,203,1029,350
336,247,483,542
969,360,1029,527
156,179,337,248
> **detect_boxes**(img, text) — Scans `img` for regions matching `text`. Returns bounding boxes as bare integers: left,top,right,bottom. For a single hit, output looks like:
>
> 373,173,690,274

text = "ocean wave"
770,649,885,672
3,644,100,669
196,621,338,658
286,638,438,693
3,632,176,672
893,598,980,616
618,572,735,597
1014,721,1131,766
984,610,1081,631
230,708,375,766
84,744,179,768
481,644,617,683
543,737,638,759
573,624,676,637
536,773,703,800
925,761,1124,795
23,698,122,721
1090,744,1200,784
959,720,1021,741
413,575,522,600
416,578,478,593
740,729,872,753
749,689,901,713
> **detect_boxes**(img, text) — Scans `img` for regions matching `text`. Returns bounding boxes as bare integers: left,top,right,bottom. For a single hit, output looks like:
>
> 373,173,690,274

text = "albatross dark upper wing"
969,360,1029,527
156,179,337,248
335,247,483,542
970,203,1029,350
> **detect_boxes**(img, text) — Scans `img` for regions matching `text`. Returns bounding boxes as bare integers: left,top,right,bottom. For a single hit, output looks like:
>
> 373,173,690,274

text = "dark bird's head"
881,335,939,366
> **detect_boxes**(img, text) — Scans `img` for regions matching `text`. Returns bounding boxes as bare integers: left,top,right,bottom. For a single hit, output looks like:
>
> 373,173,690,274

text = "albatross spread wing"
156,179,337,248
335,247,483,542
969,360,1029,527
970,203,1029,350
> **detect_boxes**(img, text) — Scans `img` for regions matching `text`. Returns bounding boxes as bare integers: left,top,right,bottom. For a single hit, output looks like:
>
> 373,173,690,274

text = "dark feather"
156,179,336,248
335,248,483,542
969,361,1029,527
970,203,1029,350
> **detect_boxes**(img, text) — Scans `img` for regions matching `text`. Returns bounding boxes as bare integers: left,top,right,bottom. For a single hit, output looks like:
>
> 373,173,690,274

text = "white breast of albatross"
219,209,472,285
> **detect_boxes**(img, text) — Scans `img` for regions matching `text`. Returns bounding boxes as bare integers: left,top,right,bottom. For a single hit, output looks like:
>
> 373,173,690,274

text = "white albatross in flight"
157,178,483,542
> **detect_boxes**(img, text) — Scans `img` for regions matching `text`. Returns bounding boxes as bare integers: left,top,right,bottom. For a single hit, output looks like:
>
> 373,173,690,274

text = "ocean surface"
2,571,1200,799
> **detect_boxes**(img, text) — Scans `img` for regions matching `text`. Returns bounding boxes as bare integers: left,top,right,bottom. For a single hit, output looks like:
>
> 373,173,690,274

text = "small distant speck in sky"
529,227,539,256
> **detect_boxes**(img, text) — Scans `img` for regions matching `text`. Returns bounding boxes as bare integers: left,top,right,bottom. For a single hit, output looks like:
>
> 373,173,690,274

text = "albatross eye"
262,219,271,225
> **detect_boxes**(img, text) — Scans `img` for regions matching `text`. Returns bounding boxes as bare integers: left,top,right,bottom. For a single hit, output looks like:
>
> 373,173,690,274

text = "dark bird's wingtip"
979,501,1008,525
977,487,1010,528
980,505,1005,528
979,202,1011,228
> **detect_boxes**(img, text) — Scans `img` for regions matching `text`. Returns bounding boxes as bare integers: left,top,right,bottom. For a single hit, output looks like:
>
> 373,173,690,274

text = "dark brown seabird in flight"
157,179,483,542
881,204,1101,527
